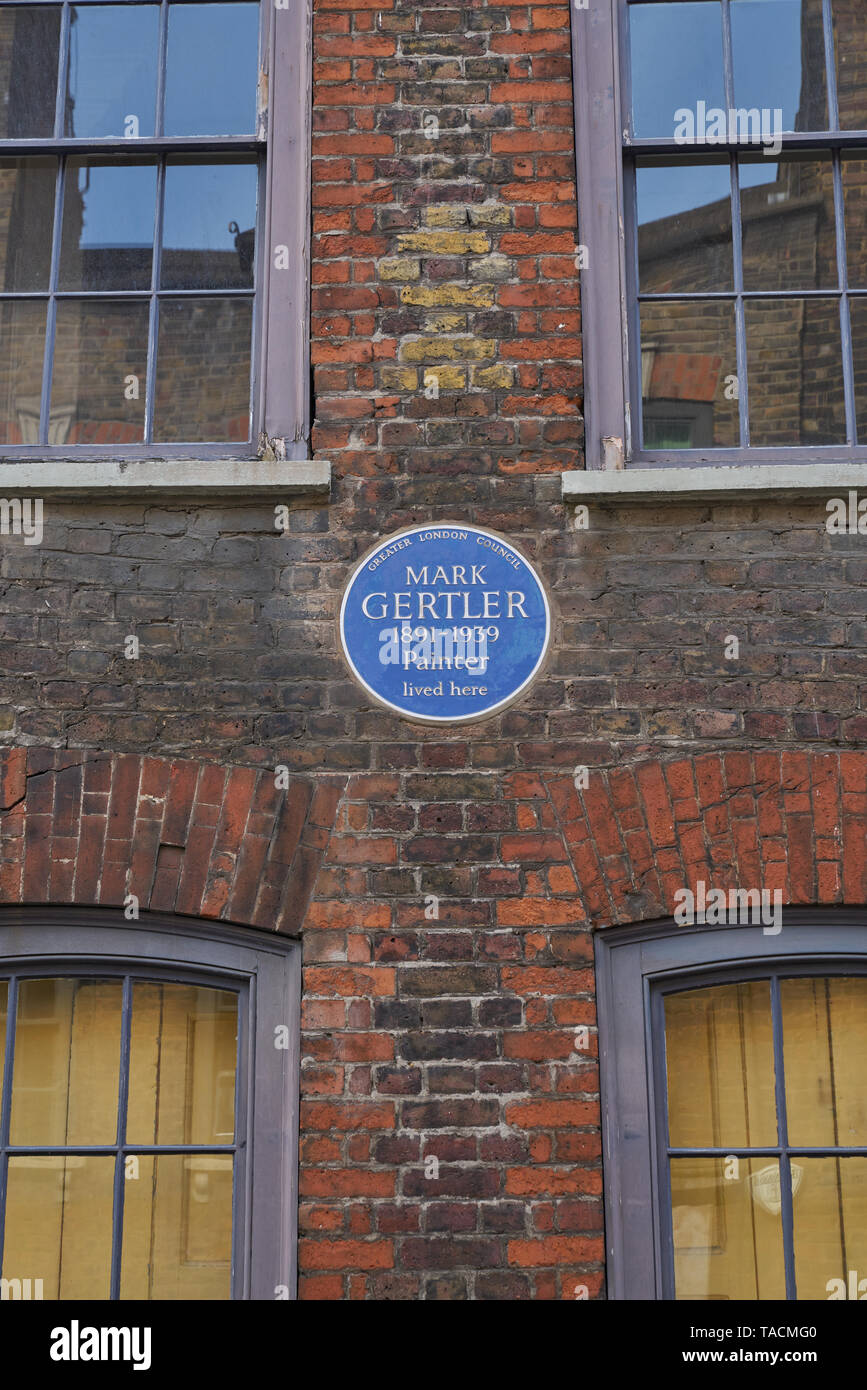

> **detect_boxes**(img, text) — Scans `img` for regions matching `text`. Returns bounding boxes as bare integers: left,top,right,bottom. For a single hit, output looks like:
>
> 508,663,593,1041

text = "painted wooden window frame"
570,0,867,470
0,908,301,1300
0,0,312,463
595,909,867,1300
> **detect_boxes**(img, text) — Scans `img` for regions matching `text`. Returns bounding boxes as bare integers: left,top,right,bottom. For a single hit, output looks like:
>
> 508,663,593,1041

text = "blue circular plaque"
339,523,551,723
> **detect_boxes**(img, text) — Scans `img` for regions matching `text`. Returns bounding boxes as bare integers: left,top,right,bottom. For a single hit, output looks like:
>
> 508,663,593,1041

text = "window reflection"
64,5,159,138
59,159,157,292
164,3,259,136
0,7,61,138
730,0,827,133
162,158,258,290
629,2,725,140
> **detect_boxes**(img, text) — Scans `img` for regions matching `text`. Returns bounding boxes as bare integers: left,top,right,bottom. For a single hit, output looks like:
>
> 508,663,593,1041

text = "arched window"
597,911,867,1300
0,910,299,1300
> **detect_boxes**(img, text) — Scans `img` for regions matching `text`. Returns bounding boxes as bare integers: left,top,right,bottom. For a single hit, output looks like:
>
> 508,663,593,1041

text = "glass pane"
64,5,159,138
164,3,259,137
849,297,867,442
640,299,739,448
731,0,827,133
153,297,252,442
0,300,46,444
740,155,837,290
3,1155,114,1299
0,6,61,138
10,978,121,1144
120,1154,233,1299
59,159,156,292
745,298,845,444
637,161,732,293
671,1157,787,1300
0,158,56,291
782,977,867,1146
665,981,777,1148
793,1157,867,1300
842,156,867,288
629,2,724,140
52,300,149,446
127,982,238,1145
833,2,867,130
162,158,257,290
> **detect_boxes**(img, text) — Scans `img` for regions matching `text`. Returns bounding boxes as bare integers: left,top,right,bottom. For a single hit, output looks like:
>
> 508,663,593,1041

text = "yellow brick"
463,338,498,360
378,256,421,281
401,337,461,362
424,312,466,334
396,231,490,255
422,366,466,390
401,284,494,308
400,336,497,362
424,206,469,228
471,363,516,389
468,204,511,227
380,366,418,390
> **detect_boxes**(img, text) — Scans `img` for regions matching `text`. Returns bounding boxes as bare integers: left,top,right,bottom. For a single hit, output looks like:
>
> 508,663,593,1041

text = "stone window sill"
561,465,867,502
0,459,331,498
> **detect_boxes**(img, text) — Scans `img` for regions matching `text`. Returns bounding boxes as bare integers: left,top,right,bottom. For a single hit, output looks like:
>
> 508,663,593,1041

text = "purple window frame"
570,0,867,470
0,0,312,462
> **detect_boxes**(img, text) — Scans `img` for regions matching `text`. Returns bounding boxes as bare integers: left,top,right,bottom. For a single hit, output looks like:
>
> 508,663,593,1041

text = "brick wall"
311,0,582,474
0,0,865,1301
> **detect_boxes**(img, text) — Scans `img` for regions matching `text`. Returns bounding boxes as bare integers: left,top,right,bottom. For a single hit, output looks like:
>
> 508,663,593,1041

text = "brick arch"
545,750,867,928
0,747,346,932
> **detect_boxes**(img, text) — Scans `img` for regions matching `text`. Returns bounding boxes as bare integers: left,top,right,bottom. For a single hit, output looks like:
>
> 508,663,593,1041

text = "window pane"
793,1157,867,1300
731,0,827,132
153,297,252,442
52,300,149,446
640,300,739,448
842,156,867,288
127,982,238,1145
629,2,724,140
0,158,56,291
0,300,46,444
782,977,867,1146
3,1155,114,1299
637,160,732,293
64,5,159,139
9,978,121,1145
745,298,845,444
665,981,777,1148
849,297,867,441
162,158,257,290
671,1156,787,1300
740,156,837,290
59,159,156,292
120,1154,233,1299
164,3,259,137
0,6,61,138
833,2,867,130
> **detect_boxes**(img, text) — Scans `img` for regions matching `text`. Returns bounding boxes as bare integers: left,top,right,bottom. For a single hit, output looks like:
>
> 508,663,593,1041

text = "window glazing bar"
627,134,867,152
38,154,66,445
771,976,798,1301
53,2,70,140
0,138,262,154
109,976,133,1301
638,290,847,300
1,1144,239,1155
0,290,257,300
0,977,18,1277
